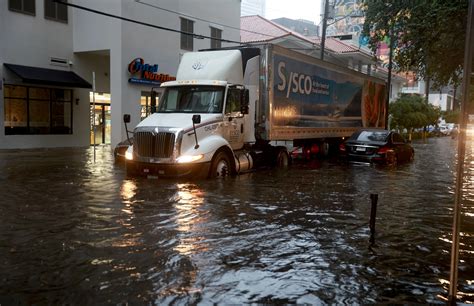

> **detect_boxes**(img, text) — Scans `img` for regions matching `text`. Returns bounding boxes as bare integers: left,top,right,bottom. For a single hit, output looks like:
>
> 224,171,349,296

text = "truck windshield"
158,86,224,113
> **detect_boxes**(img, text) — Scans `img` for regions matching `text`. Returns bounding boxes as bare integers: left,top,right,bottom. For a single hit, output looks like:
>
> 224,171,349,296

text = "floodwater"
0,136,473,304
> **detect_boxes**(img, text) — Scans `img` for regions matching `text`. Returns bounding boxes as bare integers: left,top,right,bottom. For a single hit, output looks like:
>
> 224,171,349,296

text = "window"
392,133,406,143
8,0,35,15
210,27,222,49
225,88,241,114
140,91,160,120
180,18,194,51
45,0,68,22
4,85,73,135
158,86,224,113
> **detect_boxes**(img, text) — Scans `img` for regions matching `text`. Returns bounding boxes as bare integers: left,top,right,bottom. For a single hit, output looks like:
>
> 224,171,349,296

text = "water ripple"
0,138,473,304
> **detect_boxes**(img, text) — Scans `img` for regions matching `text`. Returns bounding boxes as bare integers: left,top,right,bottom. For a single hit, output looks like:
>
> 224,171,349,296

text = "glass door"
90,92,111,145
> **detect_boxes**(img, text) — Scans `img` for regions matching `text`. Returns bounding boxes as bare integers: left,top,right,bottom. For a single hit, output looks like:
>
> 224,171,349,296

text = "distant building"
271,17,319,37
241,0,266,16
325,0,365,36
401,78,459,112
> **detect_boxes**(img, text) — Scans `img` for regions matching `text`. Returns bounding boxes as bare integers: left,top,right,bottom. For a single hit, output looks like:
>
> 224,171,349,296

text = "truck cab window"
158,86,224,113
225,88,241,114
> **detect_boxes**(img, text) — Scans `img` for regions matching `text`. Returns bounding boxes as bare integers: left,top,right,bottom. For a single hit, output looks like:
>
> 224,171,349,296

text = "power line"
54,0,243,45
54,0,367,70
135,0,299,41
57,0,320,52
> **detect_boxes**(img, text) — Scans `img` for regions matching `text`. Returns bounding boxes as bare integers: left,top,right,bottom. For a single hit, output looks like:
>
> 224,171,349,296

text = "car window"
355,131,389,142
392,133,405,143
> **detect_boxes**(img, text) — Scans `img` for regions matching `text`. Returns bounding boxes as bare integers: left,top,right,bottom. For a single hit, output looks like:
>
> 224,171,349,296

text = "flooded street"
0,136,473,304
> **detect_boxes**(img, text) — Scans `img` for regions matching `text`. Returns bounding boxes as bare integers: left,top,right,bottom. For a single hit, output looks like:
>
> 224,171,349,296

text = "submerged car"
339,129,414,165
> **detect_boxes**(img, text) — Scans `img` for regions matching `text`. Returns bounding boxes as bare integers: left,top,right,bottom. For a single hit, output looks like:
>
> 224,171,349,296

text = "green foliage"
443,110,461,123
362,0,468,88
390,94,440,130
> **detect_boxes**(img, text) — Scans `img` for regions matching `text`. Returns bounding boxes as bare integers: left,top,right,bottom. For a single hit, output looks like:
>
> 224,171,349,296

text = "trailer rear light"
177,154,204,163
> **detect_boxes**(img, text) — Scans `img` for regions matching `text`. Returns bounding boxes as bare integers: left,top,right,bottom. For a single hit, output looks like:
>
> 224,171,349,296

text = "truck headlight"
125,149,133,160
176,154,204,163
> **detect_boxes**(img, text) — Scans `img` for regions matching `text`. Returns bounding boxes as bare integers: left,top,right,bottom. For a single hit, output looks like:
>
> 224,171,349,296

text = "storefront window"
141,91,160,120
4,85,73,135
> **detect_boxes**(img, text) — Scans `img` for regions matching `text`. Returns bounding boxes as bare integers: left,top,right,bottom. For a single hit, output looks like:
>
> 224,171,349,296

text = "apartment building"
0,0,241,149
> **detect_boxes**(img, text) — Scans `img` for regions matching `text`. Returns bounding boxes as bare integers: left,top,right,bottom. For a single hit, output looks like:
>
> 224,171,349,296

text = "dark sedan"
339,129,414,165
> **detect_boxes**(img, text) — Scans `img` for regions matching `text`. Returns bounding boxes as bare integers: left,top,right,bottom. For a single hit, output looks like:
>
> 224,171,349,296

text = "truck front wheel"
209,151,232,178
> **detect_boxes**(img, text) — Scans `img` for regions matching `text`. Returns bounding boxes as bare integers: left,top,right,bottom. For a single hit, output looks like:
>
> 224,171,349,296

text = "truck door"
224,86,245,150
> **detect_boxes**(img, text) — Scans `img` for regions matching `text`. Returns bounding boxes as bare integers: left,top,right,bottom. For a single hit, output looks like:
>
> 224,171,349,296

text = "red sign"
128,58,175,85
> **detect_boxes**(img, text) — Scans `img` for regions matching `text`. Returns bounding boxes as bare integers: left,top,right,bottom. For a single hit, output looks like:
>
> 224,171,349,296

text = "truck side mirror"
123,114,131,123
240,89,249,115
192,114,201,124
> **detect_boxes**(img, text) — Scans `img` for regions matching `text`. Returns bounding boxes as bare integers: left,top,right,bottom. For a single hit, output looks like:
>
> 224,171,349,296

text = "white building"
401,80,458,111
0,0,241,149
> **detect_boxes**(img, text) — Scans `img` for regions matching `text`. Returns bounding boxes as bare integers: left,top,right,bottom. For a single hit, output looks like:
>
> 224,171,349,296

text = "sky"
265,0,322,26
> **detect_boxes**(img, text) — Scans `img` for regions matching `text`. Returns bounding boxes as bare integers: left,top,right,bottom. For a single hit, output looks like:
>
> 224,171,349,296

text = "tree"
390,94,440,133
444,110,461,124
362,0,469,89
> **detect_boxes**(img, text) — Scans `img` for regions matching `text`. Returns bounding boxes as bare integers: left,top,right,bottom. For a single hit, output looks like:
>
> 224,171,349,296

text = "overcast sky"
265,0,322,25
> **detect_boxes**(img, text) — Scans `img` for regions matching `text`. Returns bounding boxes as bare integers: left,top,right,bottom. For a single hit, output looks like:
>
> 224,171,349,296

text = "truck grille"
134,131,175,158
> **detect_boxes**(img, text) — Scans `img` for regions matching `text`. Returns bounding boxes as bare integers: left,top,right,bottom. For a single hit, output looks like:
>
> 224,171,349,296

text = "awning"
4,63,92,88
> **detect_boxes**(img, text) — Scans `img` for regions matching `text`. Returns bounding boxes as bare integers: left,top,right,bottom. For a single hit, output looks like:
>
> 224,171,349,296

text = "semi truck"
123,44,387,178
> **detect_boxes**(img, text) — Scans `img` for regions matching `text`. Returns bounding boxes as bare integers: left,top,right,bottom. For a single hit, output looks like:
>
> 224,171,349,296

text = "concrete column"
110,48,124,148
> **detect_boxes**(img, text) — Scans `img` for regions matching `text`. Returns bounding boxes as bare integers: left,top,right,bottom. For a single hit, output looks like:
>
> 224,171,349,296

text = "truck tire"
209,151,232,178
321,141,330,157
275,147,290,168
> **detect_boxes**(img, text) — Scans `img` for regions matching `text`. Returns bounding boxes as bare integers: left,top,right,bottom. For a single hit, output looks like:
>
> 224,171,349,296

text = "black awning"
4,63,92,88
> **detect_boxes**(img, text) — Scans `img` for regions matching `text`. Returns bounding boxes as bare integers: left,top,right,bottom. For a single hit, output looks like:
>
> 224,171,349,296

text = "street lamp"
449,0,474,303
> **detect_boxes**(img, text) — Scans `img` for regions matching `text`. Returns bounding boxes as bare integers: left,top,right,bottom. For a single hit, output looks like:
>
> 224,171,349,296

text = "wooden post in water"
369,194,378,245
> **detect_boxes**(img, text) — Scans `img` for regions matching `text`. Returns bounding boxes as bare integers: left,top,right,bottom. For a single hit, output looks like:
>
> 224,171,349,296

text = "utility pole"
320,0,329,60
449,0,474,303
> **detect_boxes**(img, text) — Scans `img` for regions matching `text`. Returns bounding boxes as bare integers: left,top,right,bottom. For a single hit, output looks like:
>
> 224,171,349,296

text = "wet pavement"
0,136,473,304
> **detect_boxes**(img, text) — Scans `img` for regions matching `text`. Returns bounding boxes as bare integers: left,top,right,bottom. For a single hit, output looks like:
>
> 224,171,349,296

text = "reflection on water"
0,138,473,304
173,184,207,256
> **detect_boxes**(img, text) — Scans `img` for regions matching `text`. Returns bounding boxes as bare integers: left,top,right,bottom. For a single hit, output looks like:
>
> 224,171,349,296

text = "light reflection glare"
173,183,207,255
121,180,137,201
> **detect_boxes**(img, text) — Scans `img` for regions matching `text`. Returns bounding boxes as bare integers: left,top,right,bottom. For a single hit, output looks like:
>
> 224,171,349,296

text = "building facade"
1,0,241,149
325,0,365,37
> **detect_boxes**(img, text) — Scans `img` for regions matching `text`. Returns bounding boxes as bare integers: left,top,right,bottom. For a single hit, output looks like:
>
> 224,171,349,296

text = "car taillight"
339,143,346,152
377,146,393,154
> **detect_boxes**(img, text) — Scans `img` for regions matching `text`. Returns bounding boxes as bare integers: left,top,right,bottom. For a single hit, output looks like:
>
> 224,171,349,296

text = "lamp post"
449,0,474,303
